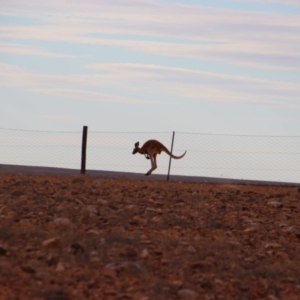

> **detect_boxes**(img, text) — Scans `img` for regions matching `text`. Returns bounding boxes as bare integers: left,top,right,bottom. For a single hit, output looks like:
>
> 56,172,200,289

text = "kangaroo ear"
135,141,139,147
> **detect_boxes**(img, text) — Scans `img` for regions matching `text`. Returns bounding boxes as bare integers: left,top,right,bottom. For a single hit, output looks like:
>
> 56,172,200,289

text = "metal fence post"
81,126,88,174
167,131,175,181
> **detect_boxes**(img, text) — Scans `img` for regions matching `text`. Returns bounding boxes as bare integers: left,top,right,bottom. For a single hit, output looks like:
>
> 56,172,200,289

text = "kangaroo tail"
163,147,187,159
171,150,187,159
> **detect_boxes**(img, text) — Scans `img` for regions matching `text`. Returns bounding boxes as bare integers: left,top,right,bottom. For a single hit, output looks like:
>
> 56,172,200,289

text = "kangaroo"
132,139,186,176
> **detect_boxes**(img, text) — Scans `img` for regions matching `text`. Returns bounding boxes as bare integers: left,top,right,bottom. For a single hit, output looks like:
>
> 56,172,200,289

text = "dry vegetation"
0,173,300,300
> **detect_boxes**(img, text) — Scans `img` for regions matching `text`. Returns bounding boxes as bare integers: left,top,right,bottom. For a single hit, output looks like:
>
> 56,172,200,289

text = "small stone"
87,229,100,235
187,246,196,254
244,227,257,233
55,262,65,272
42,237,61,248
0,246,7,256
86,205,98,215
97,199,108,206
276,251,290,262
170,280,183,289
0,206,10,215
285,226,295,233
265,243,281,249
56,205,65,212
90,257,100,263
53,217,74,228
178,288,198,299
145,207,163,215
267,201,283,208
140,248,149,258
120,247,138,258
74,198,84,205
35,272,52,281
71,243,85,254
151,216,161,223
130,216,139,225
90,250,98,257
125,204,138,210
103,268,117,280
105,261,142,273
21,265,36,274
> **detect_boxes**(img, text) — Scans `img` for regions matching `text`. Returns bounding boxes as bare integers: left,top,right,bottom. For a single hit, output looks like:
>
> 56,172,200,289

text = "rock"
55,262,65,272
151,216,161,223
125,204,138,210
71,243,85,254
21,265,36,274
146,198,164,207
140,248,149,258
56,205,65,212
74,198,84,205
97,199,108,206
87,229,100,235
86,205,98,215
244,227,257,232
130,216,146,225
145,207,163,215
178,288,198,299
265,243,281,249
0,246,7,256
284,226,295,233
0,206,10,215
42,237,61,248
170,280,183,289
187,246,196,254
276,251,290,262
53,217,74,228
104,261,142,273
90,257,100,263
11,190,24,197
103,268,117,280
267,201,283,208
35,271,52,281
120,247,138,258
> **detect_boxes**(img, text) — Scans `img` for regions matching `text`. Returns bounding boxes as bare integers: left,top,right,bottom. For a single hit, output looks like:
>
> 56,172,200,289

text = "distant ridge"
0,164,299,187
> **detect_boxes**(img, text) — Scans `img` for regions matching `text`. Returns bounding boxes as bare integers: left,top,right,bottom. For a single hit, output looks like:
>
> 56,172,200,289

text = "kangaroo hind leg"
145,151,155,176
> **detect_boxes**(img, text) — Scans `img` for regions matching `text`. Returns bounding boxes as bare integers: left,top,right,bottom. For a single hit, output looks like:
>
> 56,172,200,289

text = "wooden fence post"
81,126,88,174
167,131,175,181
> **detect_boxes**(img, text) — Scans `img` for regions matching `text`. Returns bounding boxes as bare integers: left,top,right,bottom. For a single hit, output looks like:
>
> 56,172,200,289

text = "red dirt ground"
0,173,300,300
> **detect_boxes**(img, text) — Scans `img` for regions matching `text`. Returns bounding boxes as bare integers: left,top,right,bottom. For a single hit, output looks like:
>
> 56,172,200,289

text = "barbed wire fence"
1,127,300,184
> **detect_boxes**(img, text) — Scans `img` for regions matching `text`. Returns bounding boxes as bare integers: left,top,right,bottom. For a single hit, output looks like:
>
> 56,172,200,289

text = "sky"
1,0,300,135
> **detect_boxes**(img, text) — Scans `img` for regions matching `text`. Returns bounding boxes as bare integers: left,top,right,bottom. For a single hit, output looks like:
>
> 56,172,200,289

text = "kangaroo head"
132,141,140,154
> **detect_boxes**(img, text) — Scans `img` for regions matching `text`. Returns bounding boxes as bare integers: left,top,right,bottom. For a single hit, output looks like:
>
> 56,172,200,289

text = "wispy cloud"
1,62,299,109
1,0,300,69
237,0,300,6
29,88,162,104
87,63,300,105
0,42,75,58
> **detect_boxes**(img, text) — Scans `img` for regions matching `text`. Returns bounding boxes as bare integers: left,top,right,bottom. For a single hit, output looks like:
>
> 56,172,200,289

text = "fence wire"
0,128,82,169
0,128,300,183
172,132,300,183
